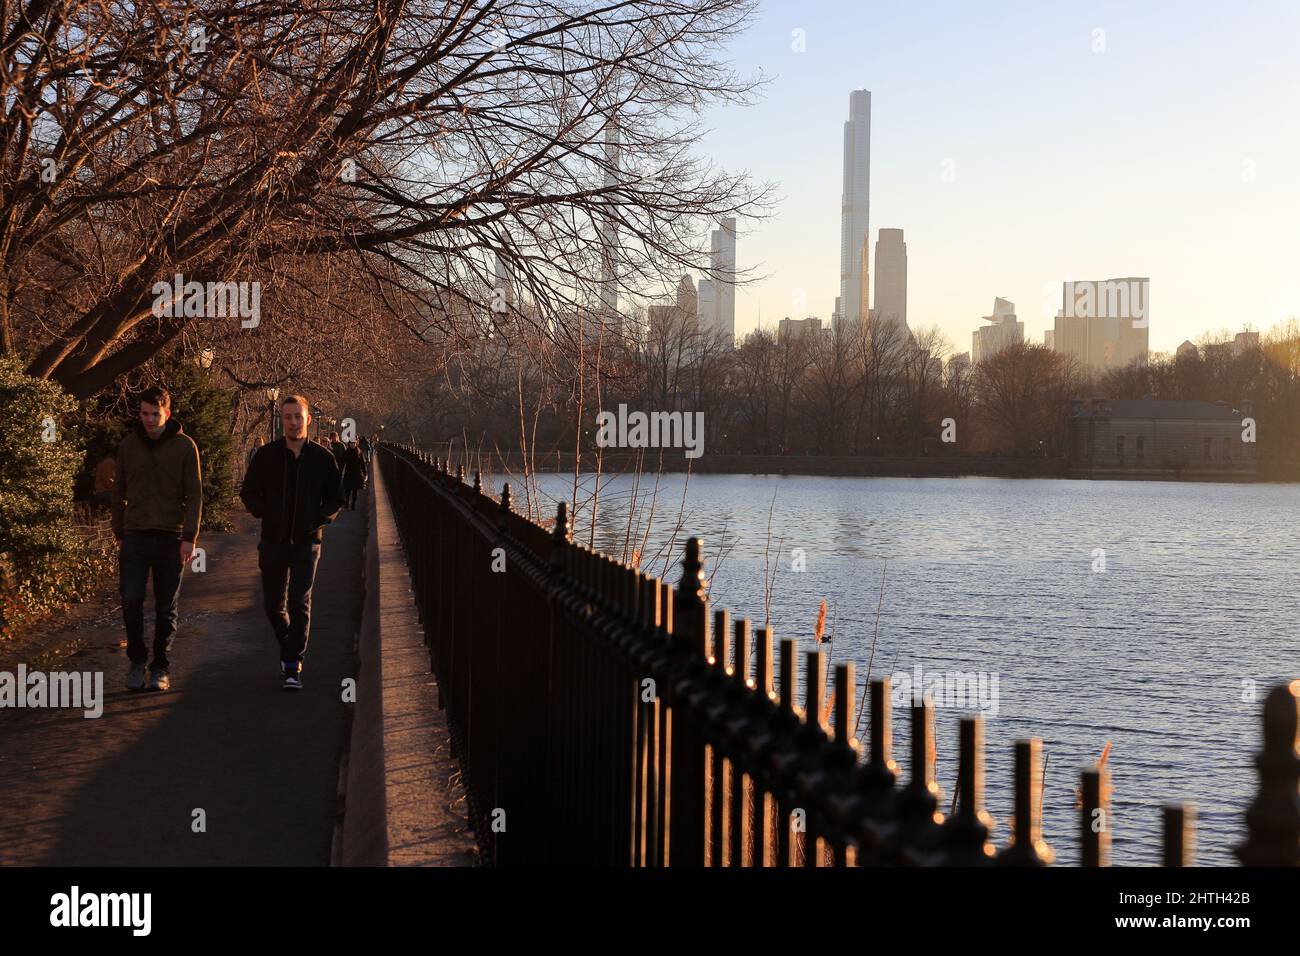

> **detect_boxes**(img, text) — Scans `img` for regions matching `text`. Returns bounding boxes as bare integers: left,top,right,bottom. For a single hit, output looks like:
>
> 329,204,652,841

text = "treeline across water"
409,313,1300,467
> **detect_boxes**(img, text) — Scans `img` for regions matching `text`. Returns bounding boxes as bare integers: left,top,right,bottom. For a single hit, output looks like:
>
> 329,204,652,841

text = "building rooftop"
1071,398,1244,420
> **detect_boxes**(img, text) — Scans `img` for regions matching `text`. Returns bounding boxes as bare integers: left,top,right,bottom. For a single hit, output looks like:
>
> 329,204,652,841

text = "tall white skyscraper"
837,90,871,329
598,123,619,323
873,228,907,331
697,217,736,345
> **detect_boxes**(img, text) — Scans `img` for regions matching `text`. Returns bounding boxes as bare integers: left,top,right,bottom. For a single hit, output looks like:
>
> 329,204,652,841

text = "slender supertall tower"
493,252,514,312
599,123,620,326
709,217,736,345
837,90,871,329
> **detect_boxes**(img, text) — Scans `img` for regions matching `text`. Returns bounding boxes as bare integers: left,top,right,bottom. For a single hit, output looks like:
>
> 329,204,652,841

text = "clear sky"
693,0,1300,354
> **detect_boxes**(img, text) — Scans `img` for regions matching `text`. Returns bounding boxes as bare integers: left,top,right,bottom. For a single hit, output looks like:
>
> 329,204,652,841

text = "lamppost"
265,386,280,443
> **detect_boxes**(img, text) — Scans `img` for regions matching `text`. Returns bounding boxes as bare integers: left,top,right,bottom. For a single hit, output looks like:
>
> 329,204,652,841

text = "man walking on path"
245,436,264,476
240,394,346,690
329,431,346,467
112,387,203,692
342,441,367,511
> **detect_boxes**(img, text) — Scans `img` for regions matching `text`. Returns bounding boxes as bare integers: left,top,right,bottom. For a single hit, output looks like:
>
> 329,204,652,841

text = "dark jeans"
345,486,361,509
257,539,323,664
119,532,185,670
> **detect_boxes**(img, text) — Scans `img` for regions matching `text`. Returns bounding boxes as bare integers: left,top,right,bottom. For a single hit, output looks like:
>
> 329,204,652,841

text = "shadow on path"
0,503,367,865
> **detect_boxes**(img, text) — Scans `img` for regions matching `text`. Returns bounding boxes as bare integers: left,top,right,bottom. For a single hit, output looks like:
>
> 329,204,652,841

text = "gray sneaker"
147,669,171,692
281,662,302,691
125,663,147,692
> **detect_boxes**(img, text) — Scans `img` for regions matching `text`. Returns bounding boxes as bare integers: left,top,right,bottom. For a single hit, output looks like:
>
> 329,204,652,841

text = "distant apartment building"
1050,278,1150,373
1068,397,1255,480
697,280,715,337
872,228,907,332
1233,330,1260,355
697,217,737,345
777,316,824,341
946,352,971,379
1176,340,1198,360
972,297,1024,363
1044,329,1055,349
1204,340,1234,361
552,309,626,347
647,275,699,337
1190,329,1260,363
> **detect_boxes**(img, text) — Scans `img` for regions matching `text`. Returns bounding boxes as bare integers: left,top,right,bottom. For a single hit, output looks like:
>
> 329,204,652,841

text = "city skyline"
692,0,1300,354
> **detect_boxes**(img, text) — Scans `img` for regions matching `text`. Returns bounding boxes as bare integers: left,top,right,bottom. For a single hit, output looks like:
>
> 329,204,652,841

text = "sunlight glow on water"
535,472,1300,865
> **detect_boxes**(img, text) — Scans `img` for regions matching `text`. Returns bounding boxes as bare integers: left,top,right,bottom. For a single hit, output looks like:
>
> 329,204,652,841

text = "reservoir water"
531,472,1300,865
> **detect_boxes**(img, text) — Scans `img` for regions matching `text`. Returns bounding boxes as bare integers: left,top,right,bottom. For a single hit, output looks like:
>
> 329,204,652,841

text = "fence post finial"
1163,804,1195,867
679,538,706,600
672,538,708,659
1079,767,1110,866
857,677,898,816
549,500,570,575
939,716,995,864
665,537,710,866
1236,682,1300,866
996,738,1055,866
893,699,944,861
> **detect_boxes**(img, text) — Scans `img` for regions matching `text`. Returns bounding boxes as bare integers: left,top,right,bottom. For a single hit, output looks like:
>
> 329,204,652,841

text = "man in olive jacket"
112,387,203,692
240,393,345,690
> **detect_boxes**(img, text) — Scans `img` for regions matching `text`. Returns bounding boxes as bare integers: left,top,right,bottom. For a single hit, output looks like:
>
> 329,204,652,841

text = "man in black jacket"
239,394,345,690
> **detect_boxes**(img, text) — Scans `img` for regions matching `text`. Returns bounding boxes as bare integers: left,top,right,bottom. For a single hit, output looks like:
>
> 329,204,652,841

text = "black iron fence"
378,443,1300,866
